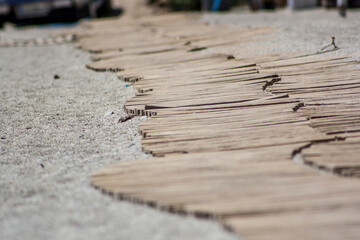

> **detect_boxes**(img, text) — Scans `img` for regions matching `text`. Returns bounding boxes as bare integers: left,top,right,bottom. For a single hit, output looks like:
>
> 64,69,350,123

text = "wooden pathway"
70,10,360,239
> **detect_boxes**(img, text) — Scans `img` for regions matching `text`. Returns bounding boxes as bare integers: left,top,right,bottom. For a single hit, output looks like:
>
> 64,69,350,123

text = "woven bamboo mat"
71,10,360,239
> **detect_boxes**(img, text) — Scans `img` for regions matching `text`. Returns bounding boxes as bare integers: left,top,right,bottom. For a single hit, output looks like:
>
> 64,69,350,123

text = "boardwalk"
72,9,360,239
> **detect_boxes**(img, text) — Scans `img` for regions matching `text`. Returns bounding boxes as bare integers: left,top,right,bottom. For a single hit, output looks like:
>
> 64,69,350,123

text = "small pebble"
104,111,114,117
54,74,60,79
227,55,235,60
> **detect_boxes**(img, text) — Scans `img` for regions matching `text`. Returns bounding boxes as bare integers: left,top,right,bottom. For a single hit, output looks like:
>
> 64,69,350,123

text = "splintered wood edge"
91,163,236,233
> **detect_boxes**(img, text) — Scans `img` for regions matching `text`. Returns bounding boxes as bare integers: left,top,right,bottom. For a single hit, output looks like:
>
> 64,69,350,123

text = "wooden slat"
68,7,360,239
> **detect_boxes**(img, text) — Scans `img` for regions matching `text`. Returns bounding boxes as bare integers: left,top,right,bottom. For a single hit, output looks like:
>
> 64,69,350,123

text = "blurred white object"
288,0,318,9
337,0,347,17
337,0,347,6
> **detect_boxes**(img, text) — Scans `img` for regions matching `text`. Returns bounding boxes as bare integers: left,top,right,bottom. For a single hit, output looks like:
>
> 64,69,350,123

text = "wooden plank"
67,9,360,240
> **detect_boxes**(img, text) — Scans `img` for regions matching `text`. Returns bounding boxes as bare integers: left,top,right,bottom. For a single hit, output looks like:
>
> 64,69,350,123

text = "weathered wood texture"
72,11,360,240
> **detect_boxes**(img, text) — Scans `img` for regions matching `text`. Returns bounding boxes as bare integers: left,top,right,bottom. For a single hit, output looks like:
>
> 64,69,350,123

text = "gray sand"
0,26,239,240
201,8,360,62
2,8,359,240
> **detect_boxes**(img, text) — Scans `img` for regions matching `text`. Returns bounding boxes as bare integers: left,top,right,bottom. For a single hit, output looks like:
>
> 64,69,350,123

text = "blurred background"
147,0,359,11
0,0,121,27
0,0,358,28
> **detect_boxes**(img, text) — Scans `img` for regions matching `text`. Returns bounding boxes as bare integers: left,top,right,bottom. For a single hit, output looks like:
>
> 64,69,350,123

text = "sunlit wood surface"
70,8,360,239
